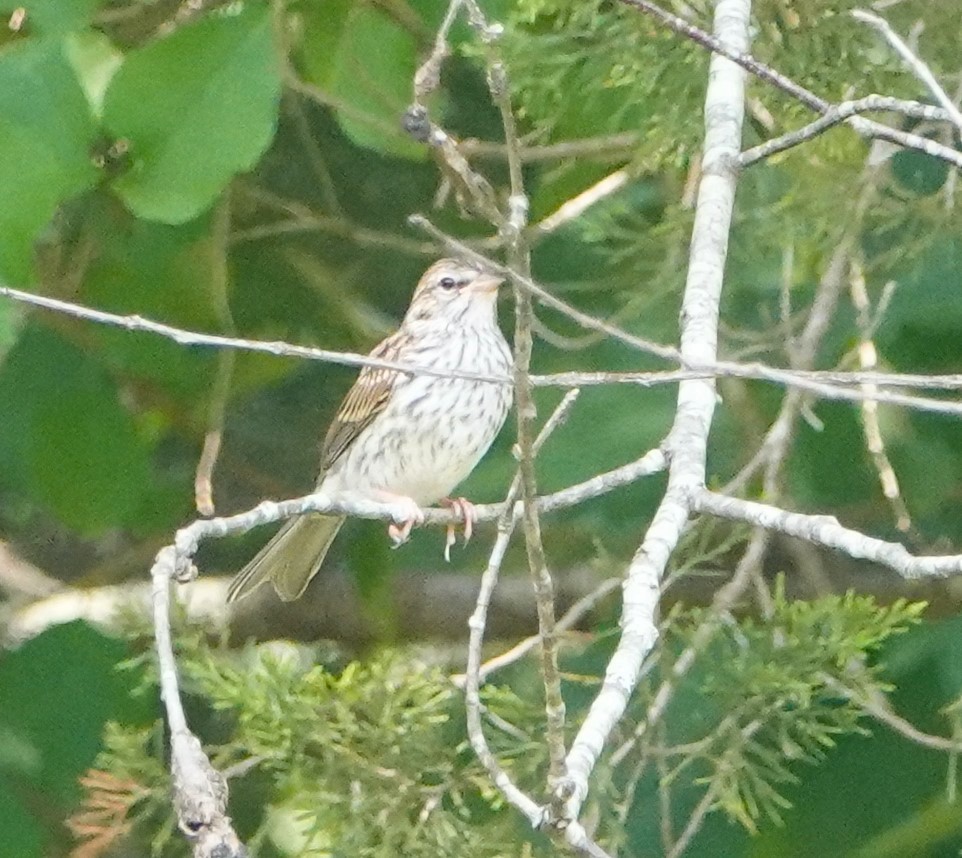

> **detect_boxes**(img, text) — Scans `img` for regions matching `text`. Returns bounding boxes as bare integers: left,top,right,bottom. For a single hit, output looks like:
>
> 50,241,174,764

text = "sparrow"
227,259,513,603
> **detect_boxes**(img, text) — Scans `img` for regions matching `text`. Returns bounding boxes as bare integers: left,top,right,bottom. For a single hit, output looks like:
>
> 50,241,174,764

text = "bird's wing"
319,335,403,473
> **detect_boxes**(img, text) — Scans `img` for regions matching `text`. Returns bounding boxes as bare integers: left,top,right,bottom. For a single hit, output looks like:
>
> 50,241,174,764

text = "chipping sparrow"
227,259,513,603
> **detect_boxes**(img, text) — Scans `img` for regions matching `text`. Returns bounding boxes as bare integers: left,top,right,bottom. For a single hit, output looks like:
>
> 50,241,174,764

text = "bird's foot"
441,496,477,562
372,493,424,547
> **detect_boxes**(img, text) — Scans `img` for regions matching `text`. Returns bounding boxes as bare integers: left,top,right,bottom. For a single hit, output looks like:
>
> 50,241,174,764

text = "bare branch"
0,284,511,386
194,194,234,516
848,264,912,533
852,8,962,132
822,674,962,754
562,0,752,820
534,169,631,235
9,282,962,420
740,95,955,167
461,132,639,163
233,182,440,255
459,0,571,823
619,0,962,170
692,490,962,578
151,547,242,857
452,577,620,686
463,393,579,837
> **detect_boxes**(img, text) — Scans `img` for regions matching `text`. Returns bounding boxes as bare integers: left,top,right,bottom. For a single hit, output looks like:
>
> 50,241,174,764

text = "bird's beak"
469,273,504,295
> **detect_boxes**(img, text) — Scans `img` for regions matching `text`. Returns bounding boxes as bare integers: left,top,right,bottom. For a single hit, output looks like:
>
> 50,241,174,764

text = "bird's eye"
439,276,457,290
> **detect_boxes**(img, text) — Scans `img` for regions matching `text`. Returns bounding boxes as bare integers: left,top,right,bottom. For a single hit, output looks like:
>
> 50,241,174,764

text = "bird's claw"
441,497,476,562
387,497,425,547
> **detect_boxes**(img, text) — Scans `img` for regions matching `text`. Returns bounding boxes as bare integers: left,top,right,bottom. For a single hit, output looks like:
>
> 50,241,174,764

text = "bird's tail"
226,513,345,603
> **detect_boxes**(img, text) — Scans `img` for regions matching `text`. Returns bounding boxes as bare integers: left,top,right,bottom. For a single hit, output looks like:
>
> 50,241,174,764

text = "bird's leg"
365,490,425,546
440,497,476,562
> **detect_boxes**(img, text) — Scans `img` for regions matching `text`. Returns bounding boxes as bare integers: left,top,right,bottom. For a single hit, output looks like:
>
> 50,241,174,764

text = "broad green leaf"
0,326,153,534
298,0,352,87
891,148,950,197
0,621,147,858
0,0,102,35
0,38,98,284
303,5,424,160
64,29,123,117
103,5,281,223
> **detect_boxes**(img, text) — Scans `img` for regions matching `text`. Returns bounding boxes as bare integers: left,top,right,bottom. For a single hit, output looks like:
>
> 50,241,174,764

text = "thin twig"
453,577,620,686
0,284,511,385
194,194,235,516
534,169,631,235
285,93,343,215
9,282,962,419
233,183,439,255
461,132,639,163
849,263,912,533
821,674,962,753
619,0,962,170
666,780,719,858
463,391,593,844
740,95,955,166
724,160,884,496
852,9,962,132
462,0,570,817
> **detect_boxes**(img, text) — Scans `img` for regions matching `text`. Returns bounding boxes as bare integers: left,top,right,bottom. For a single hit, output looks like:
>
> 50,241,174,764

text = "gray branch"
562,0,752,820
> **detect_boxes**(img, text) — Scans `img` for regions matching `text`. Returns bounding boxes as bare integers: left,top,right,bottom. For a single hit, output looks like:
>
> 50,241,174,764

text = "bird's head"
404,258,505,326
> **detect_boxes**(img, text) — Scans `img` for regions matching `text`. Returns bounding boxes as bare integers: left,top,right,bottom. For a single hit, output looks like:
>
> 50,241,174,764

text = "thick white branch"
562,0,751,818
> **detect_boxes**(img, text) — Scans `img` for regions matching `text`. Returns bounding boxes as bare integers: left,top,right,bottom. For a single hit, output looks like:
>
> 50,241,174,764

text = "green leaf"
64,29,123,118
0,326,153,534
0,622,142,798
0,38,98,284
0,621,147,858
298,0,352,88
302,4,425,160
0,0,102,36
890,148,950,197
103,5,281,223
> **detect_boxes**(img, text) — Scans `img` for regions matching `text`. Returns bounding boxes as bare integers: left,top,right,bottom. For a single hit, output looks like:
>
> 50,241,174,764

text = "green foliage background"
1,0,962,855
